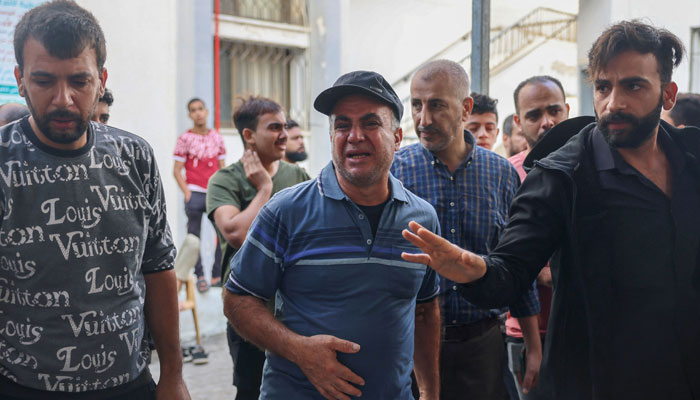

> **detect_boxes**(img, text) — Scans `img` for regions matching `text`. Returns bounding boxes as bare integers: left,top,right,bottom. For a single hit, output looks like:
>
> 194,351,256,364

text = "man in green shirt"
206,95,309,400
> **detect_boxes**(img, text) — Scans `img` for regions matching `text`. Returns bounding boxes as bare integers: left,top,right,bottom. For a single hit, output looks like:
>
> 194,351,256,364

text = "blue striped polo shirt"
225,161,440,399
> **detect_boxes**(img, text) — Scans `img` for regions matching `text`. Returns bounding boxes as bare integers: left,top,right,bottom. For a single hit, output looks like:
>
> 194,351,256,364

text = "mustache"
599,111,638,126
417,125,439,134
47,109,81,121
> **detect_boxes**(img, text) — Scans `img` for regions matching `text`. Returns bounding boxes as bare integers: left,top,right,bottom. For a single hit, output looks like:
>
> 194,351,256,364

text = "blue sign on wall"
0,0,46,105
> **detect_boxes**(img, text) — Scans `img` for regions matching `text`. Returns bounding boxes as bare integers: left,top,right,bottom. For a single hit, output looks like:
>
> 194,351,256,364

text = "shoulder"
265,178,319,212
210,161,244,183
278,161,311,180
394,143,423,160
474,146,519,180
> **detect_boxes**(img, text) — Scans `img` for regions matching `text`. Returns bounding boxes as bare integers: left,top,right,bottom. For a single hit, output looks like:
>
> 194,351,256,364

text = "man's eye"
595,85,609,93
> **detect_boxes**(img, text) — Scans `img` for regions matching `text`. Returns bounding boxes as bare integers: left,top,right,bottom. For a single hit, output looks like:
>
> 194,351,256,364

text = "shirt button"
450,202,455,207
452,319,457,324
431,161,435,165
359,214,364,219
367,239,372,245
452,285,458,291
450,176,454,181
450,228,456,233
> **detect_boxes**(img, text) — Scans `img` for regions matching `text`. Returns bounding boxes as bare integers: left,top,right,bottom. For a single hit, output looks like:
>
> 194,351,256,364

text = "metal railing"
391,7,577,137
219,0,308,26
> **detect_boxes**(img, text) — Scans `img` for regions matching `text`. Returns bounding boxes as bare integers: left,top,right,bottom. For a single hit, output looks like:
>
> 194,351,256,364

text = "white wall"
76,0,184,243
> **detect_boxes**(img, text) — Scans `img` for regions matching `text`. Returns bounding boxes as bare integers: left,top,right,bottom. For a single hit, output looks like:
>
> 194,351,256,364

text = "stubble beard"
24,92,94,144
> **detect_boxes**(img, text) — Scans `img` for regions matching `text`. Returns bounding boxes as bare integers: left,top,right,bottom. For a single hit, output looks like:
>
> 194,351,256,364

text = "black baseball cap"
314,71,403,120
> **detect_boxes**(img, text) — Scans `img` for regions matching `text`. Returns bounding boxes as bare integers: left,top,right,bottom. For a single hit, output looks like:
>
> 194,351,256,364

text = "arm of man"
516,315,542,394
172,161,191,202
144,270,190,400
413,298,440,400
212,151,273,248
402,167,568,307
223,291,365,400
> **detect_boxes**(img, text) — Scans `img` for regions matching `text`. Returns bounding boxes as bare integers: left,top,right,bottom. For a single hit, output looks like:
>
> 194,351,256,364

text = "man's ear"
462,96,474,123
394,127,403,151
662,81,678,111
513,113,521,129
14,66,24,97
242,128,255,146
99,68,108,97
565,103,571,118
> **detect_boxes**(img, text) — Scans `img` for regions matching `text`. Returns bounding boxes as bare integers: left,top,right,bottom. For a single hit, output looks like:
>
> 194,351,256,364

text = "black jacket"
459,119,700,399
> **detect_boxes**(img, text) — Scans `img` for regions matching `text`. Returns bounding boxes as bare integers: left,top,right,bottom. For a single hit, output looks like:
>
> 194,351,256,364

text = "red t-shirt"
173,129,226,192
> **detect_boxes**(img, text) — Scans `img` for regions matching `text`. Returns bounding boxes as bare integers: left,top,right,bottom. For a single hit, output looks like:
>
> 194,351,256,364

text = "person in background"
501,113,526,157
283,118,308,164
0,102,30,125
392,60,541,400
467,92,500,151
92,87,112,124
207,96,310,400
661,92,700,128
173,98,225,294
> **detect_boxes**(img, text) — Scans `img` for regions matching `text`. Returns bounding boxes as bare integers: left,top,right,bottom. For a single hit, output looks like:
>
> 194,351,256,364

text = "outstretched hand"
401,221,487,284
294,335,365,400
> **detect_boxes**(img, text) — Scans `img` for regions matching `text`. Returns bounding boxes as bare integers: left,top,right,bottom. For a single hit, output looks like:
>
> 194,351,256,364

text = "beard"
597,96,663,149
285,150,308,162
25,92,91,144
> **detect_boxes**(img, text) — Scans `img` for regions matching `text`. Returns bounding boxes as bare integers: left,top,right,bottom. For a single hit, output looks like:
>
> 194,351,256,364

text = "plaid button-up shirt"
391,132,540,326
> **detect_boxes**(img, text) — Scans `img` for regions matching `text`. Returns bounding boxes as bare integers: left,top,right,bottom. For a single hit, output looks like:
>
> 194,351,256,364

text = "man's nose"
52,82,74,108
347,124,365,142
607,87,626,113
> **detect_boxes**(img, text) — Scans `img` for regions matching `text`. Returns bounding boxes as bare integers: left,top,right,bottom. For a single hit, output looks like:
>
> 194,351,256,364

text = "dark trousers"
440,318,509,400
227,323,266,400
185,191,222,279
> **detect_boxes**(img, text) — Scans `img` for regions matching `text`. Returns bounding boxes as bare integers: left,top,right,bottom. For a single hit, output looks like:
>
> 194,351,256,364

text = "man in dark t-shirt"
206,96,308,400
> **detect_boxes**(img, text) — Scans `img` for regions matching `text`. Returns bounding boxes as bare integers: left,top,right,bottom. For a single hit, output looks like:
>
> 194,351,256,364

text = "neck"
434,133,470,173
29,116,87,151
336,171,391,206
191,125,208,134
258,154,280,176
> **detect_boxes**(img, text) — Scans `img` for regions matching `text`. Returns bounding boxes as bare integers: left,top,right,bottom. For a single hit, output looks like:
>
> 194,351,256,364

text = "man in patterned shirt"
391,60,541,399
0,1,188,398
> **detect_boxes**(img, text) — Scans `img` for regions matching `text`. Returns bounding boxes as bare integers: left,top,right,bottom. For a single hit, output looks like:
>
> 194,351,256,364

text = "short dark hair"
587,20,684,84
233,96,282,147
0,103,30,125
669,93,700,127
187,97,204,111
14,0,107,73
513,75,566,114
470,92,498,121
99,88,113,106
502,113,515,137
286,119,300,130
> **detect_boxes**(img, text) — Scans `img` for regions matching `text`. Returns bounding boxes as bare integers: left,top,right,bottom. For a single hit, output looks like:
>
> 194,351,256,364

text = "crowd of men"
1,1,700,400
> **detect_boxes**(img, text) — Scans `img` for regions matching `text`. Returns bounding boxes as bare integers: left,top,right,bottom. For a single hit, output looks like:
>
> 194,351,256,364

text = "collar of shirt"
417,130,477,173
318,161,409,204
591,125,687,176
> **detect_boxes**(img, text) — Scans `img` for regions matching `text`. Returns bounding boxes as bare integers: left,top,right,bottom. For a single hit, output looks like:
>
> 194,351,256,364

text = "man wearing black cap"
223,71,441,399
391,60,541,400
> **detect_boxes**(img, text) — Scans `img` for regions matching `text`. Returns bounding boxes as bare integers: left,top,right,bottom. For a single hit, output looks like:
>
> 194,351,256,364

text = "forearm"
223,290,304,364
144,270,182,376
173,163,190,195
518,315,541,353
413,299,440,399
219,186,271,247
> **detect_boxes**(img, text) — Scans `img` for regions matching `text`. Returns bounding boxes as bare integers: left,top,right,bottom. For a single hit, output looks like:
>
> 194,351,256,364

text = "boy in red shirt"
174,98,226,291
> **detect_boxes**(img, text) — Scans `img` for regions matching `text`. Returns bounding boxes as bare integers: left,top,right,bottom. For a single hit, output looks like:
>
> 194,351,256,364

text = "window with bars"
219,0,307,26
691,27,700,93
219,41,308,129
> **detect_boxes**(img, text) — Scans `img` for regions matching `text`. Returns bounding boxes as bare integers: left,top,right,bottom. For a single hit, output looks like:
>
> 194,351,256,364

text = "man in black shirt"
402,20,700,400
